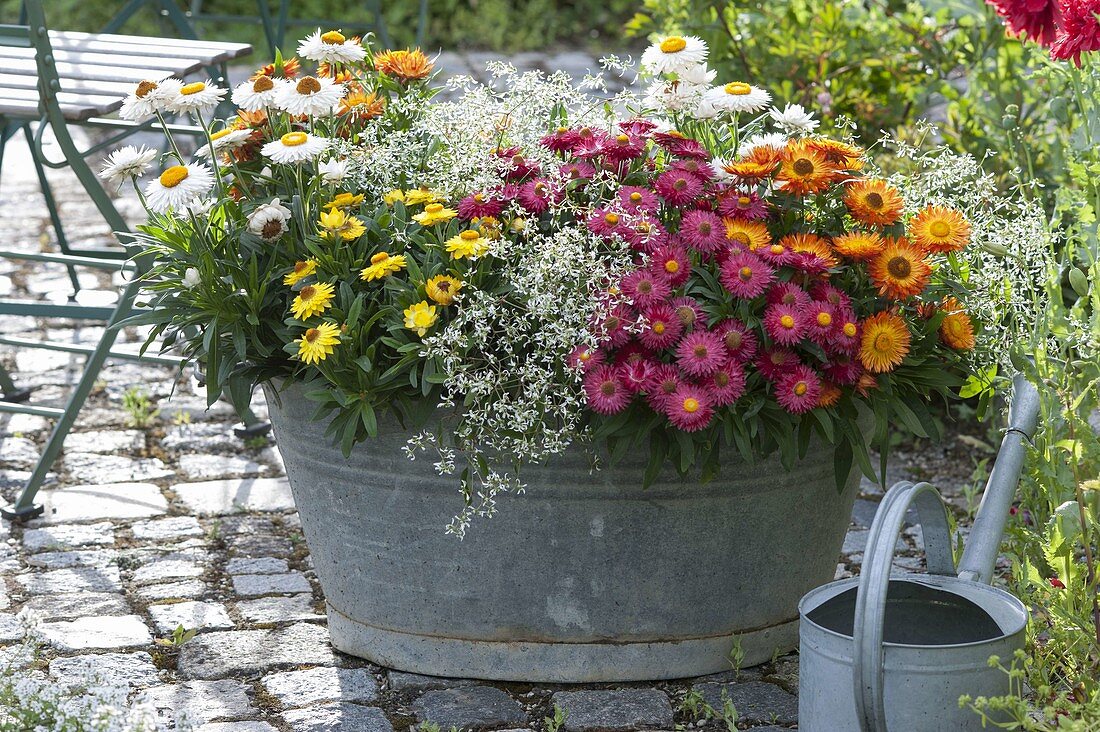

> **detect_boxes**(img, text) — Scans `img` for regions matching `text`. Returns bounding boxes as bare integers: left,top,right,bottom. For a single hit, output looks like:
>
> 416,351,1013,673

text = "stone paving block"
145,679,254,725
21,591,130,621
387,671,479,692
194,724,278,732
179,453,269,481
174,477,295,515
231,571,311,597
160,416,240,450
235,594,322,624
132,557,205,585
0,613,23,644
36,483,168,523
37,614,152,652
552,689,674,731
842,529,906,556
23,521,115,551
136,579,208,602
0,435,39,468
149,601,234,634
693,681,798,726
178,623,336,679
63,429,145,454
412,686,528,729
263,666,379,709
49,651,160,690
0,412,50,436
16,566,122,594
282,703,394,732
25,548,118,569
226,556,288,575
62,455,174,485
132,516,204,541
229,533,294,558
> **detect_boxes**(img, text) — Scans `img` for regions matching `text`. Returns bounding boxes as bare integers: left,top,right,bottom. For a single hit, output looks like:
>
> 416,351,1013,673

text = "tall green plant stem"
1063,387,1100,647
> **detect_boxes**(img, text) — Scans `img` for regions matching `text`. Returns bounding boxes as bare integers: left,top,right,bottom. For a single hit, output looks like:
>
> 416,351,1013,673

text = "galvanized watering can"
798,374,1040,731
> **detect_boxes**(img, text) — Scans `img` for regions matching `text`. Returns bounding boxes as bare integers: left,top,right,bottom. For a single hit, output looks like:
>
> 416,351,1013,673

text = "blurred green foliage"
0,0,636,53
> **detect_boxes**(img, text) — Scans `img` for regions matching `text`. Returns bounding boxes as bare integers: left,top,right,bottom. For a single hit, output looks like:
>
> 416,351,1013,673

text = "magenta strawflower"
719,251,775,298
639,302,684,350
824,355,864,385
767,282,813,309
828,308,861,355
515,179,558,214
623,215,669,253
675,330,728,377
613,341,652,366
600,132,646,162
560,161,597,182
596,304,633,347
810,281,852,311
654,132,709,159
718,191,768,220
987,0,1062,45
755,348,800,381
670,296,705,331
1051,0,1100,64
618,186,660,213
588,208,626,239
567,345,605,372
714,319,758,362
650,243,691,286
757,240,799,267
764,303,809,346
619,118,658,137
644,363,681,411
806,301,836,345
670,158,716,182
573,131,610,159
584,364,632,414
679,209,726,254
457,191,505,220
621,269,671,308
665,383,715,431
655,170,704,207
705,361,747,407
775,365,822,414
540,127,580,152
621,358,656,393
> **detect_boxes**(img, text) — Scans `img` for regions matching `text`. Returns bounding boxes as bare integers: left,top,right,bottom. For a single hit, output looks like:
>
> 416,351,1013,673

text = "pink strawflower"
639,302,684,350
767,282,813,309
573,130,610,159
679,209,726,254
792,249,834,275
757,241,799,267
718,190,768,220
588,208,627,239
517,179,560,214
644,363,681,411
810,281,852,311
828,309,861,355
540,127,580,152
755,348,800,381
988,0,1062,44
650,243,691,286
775,365,822,414
623,215,669,253
613,341,652,366
568,345,606,372
618,186,660,213
670,296,705,331
806,301,836,346
493,183,520,203
654,132,709,159
704,361,747,407
601,132,647,162
1051,0,1100,64
619,118,658,137
665,383,715,432
714,319,759,362
824,355,863,385
655,170,704,207
560,161,597,182
621,269,672,308
595,304,633,347
457,191,505,220
719,251,775,299
675,330,728,377
670,158,715,182
584,364,632,414
764,303,809,346
621,358,656,393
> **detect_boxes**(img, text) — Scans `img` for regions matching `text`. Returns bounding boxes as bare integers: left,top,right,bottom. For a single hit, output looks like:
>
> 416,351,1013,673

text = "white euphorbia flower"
143,163,214,213
247,198,292,241
298,28,367,64
98,145,157,188
318,158,349,185
231,75,282,112
261,131,330,164
194,127,253,159
703,82,772,114
274,75,345,116
644,79,703,113
769,103,820,134
162,79,226,115
640,35,708,75
182,267,201,289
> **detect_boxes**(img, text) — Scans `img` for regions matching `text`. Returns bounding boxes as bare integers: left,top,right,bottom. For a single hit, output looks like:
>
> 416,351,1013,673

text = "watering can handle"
852,480,955,732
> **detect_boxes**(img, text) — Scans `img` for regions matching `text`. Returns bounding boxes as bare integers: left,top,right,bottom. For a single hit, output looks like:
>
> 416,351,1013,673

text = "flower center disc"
180,82,206,96
683,397,699,413
296,77,322,94
844,323,857,336
665,260,679,273
158,166,189,188
253,76,275,92
724,82,751,96
135,80,158,98
874,333,892,351
653,322,666,335
281,132,308,147
460,230,480,241
321,30,346,44
817,312,832,326
865,192,884,209
929,221,951,237
887,256,911,278
739,266,753,280
630,192,643,202
370,252,390,264
738,196,752,206
780,315,795,329
604,213,620,225
660,37,688,53
304,328,320,343
426,203,444,214
792,158,815,176
795,382,808,396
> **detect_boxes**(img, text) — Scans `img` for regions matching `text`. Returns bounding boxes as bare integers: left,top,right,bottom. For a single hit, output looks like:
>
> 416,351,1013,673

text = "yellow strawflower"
360,252,407,281
426,275,462,305
403,301,438,336
383,189,405,205
319,208,366,241
291,282,335,320
403,187,439,205
283,259,318,286
412,202,457,226
296,322,340,365
445,229,490,259
324,192,365,210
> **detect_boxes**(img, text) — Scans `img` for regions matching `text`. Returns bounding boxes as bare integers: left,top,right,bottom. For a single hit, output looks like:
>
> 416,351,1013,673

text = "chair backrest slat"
0,24,31,49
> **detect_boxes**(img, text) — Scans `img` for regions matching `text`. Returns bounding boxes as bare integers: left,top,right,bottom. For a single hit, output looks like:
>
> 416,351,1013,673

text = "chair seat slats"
0,97,123,122
50,30,251,60
0,73,138,97
48,33,246,66
0,57,184,85
0,46,207,73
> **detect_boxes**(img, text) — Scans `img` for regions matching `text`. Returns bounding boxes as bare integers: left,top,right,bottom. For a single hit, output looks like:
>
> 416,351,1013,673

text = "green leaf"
834,437,854,494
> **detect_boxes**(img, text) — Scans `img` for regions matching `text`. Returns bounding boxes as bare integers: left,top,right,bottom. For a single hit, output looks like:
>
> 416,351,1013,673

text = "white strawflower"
298,28,367,65
678,63,716,86
640,35,708,75
740,132,788,156
274,75,345,116
769,103,819,134
99,145,157,188
143,163,214,213
703,82,772,114
319,158,349,184
261,131,330,164
247,198,292,241
162,79,226,115
710,156,734,183
195,127,254,159
119,79,172,121
231,75,282,112
182,267,201,289
181,198,215,218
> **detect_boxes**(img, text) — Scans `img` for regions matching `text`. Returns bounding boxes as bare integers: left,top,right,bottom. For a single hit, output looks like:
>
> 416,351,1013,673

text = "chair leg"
1,275,144,521
23,125,80,298
0,363,32,403
234,405,272,440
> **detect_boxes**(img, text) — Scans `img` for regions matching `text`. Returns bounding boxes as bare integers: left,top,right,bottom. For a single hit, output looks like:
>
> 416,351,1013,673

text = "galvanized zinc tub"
265,380,864,682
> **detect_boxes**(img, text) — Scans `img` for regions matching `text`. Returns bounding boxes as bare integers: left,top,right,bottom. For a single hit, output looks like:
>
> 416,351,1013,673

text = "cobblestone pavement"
0,52,966,731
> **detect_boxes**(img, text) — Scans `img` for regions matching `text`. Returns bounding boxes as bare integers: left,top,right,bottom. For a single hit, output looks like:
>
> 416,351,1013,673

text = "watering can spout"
956,374,1041,584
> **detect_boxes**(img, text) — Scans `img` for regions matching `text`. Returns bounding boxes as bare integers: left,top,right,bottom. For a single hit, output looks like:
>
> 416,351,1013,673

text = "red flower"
1051,0,1100,65
987,0,1062,45
1049,577,1066,588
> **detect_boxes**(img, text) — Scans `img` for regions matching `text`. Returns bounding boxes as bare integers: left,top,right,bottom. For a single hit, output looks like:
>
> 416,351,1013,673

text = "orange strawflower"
833,231,885,261
806,138,865,174
859,312,911,373
910,205,971,253
375,48,434,81
723,218,772,250
339,90,386,120
817,381,843,408
783,232,838,269
845,179,904,226
776,140,834,196
869,237,932,299
937,297,976,350
252,56,300,80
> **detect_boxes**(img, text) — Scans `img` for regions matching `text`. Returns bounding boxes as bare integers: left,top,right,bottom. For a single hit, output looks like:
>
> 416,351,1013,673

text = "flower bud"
1069,267,1089,297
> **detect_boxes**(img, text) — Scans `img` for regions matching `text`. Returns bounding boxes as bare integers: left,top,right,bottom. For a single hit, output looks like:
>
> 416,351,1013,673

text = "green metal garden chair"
0,0,264,521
